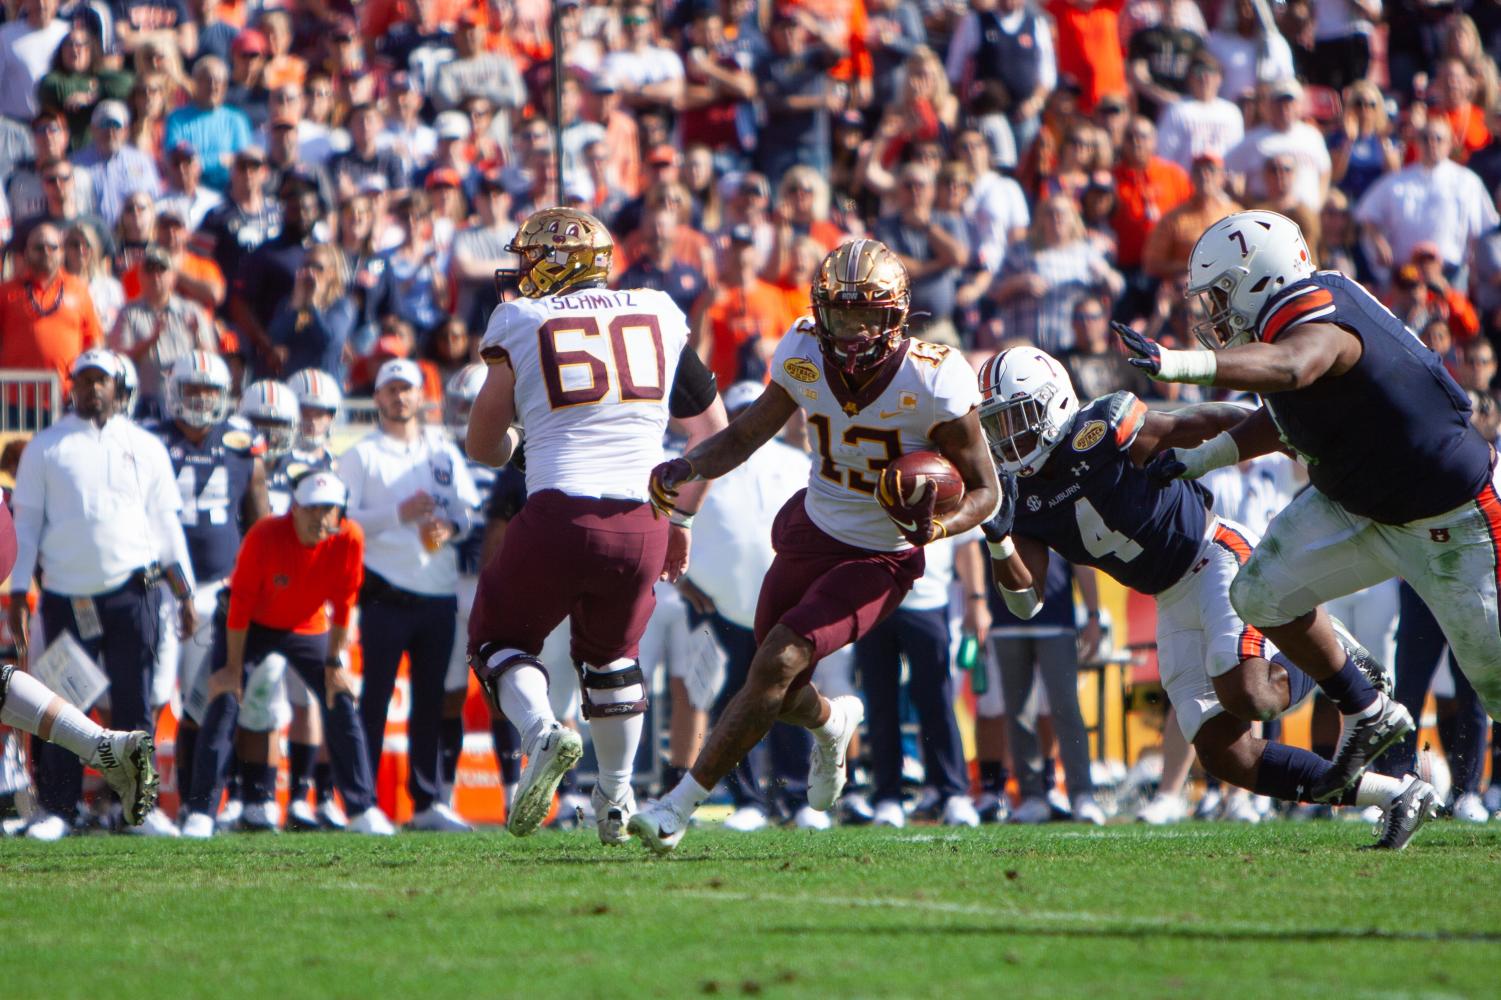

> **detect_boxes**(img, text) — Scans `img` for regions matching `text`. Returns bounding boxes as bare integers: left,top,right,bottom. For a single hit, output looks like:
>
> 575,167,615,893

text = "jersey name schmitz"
480,287,689,502
770,320,981,552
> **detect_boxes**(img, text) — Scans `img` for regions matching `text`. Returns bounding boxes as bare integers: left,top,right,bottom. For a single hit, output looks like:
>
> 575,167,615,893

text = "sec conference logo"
1071,420,1107,451
783,358,820,384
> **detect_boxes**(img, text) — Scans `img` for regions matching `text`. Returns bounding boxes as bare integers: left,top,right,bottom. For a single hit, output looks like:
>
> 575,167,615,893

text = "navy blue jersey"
1256,272,1492,524
988,551,1075,631
1013,392,1212,596
456,458,497,577
266,448,337,516
152,417,260,583
486,463,529,524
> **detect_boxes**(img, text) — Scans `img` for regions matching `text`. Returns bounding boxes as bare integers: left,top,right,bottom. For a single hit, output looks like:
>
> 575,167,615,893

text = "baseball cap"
728,223,756,245
235,144,267,166
722,381,762,413
588,74,618,95
434,110,471,141
1270,78,1304,101
231,29,269,56
425,167,463,190
72,348,125,380
375,358,423,390
1191,151,1224,168
92,100,130,130
646,144,679,167
293,470,348,508
168,140,199,163
144,245,173,270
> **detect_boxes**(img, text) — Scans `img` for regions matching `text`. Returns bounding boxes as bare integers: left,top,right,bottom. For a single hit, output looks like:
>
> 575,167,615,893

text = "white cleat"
1484,784,1501,817
807,695,863,812
942,796,980,828
627,799,686,855
1071,795,1106,827
1136,793,1187,825
180,811,216,839
591,786,636,845
1192,787,1224,820
409,802,474,832
793,804,832,830
95,730,159,826
240,799,281,832
1011,796,1051,825
216,798,244,831
722,806,769,832
316,800,348,831
349,807,396,836
1451,792,1490,823
1223,793,1262,824
286,799,320,832
124,807,181,837
508,722,583,838
872,799,907,828
25,813,69,841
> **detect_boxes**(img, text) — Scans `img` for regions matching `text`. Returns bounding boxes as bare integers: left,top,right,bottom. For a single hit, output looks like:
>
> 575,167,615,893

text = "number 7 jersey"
770,320,980,552
480,287,689,502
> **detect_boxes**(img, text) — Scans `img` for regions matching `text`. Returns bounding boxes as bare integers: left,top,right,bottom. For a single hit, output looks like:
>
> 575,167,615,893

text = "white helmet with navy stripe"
239,379,299,457
443,362,488,434
1186,210,1316,350
167,350,231,428
286,368,343,448
114,351,139,419
977,347,1079,477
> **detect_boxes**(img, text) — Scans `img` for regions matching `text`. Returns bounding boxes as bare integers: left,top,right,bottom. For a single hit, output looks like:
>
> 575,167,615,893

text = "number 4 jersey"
771,321,980,552
1012,392,1213,595
151,417,261,584
480,287,689,502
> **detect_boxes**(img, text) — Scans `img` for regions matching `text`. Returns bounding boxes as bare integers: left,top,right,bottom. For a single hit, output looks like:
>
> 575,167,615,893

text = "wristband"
986,536,1016,560
1177,430,1240,479
1154,347,1219,385
1001,584,1044,620
668,510,695,528
931,519,948,540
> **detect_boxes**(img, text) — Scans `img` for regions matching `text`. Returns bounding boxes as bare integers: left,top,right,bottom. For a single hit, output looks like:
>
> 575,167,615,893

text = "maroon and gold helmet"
498,206,613,298
811,239,911,376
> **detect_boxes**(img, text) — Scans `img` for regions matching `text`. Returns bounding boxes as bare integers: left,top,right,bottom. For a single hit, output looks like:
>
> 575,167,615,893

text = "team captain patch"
1072,420,1107,451
783,358,820,383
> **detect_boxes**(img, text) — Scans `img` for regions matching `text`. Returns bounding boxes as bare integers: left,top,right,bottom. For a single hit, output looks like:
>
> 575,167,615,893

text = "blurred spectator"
616,202,709,320
679,1,758,171
1318,187,1371,280
38,20,129,151
108,245,218,416
157,143,223,233
196,146,279,288
865,0,927,113
755,6,842,184
696,225,797,388
7,111,97,226
945,0,1055,155
872,162,969,347
1355,118,1498,282
260,11,307,93
368,191,448,345
449,175,515,332
1411,243,1481,342
164,56,253,192
603,2,686,114
113,190,156,274
1224,79,1330,212
1428,58,1491,165
230,175,319,377
1125,0,1203,120
330,103,406,204
1046,0,1128,113
0,223,103,389
62,221,122,332
260,82,337,169
423,316,473,388
75,100,160,226
1206,0,1295,103
1143,153,1241,280
1305,0,1378,91
1476,205,1501,340
1250,152,1321,258
12,157,111,261
266,124,336,225
1328,79,1402,202
955,127,1029,275
226,29,271,128
1034,121,1111,203
125,71,174,165
116,0,197,60
583,75,643,200
991,195,1123,353
0,0,71,123
617,180,715,281
1155,51,1243,171
431,9,526,141
1062,292,1153,398
1111,116,1190,288
1455,338,1498,395
121,208,225,314
380,72,436,185
265,244,355,384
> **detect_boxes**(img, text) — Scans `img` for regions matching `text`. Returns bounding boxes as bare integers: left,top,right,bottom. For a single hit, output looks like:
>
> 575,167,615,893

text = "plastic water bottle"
958,633,985,695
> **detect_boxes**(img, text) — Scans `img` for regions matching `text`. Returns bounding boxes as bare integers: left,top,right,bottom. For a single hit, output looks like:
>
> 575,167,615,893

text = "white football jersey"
480,287,689,502
770,320,981,552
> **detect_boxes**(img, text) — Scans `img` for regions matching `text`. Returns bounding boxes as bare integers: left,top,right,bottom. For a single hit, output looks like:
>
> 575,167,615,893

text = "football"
881,450,965,516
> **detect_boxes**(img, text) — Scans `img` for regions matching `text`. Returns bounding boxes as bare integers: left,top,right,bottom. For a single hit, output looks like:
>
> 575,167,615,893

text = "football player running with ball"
465,208,727,844
1115,208,1494,847
977,349,1435,847
631,239,1000,854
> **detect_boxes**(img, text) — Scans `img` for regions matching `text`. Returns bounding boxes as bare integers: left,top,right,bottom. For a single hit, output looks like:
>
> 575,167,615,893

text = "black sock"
1043,757,1056,790
1272,654,1318,709
314,761,335,804
1318,655,1379,716
1252,742,1336,803
1492,722,1501,783
226,755,243,803
175,726,198,809
440,717,463,788
1437,709,1483,795
662,765,686,792
491,718,521,784
241,761,276,802
288,742,317,801
979,760,1007,794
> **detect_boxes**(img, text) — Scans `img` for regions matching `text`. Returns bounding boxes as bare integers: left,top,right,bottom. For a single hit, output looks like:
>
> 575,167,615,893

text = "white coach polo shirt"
10,413,184,596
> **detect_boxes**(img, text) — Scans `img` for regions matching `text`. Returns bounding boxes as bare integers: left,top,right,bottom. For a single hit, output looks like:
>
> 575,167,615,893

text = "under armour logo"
1430,528,1450,543
1072,462,1089,476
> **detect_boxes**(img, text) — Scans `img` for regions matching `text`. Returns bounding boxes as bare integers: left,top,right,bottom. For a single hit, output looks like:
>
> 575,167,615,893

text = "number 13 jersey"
770,321,980,553
480,287,690,502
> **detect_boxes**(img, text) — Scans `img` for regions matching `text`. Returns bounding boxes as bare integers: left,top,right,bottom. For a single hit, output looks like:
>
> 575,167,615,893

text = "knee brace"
578,658,648,720
0,662,12,714
470,642,549,710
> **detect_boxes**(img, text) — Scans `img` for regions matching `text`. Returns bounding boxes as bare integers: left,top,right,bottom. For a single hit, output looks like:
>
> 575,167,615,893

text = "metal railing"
0,370,62,434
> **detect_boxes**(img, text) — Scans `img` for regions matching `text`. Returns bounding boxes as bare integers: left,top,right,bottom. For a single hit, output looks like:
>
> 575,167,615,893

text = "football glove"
1144,449,1189,487
981,470,1019,542
1113,321,1162,375
648,457,699,519
876,466,939,546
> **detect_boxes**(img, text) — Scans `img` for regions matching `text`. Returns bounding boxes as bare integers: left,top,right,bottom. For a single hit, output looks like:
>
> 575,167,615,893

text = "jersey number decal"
1228,230,1248,257
177,465,231,526
806,415,901,494
1073,498,1143,563
537,314,666,409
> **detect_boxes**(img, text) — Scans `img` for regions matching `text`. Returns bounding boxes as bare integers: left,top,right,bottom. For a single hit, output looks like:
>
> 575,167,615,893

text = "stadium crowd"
1,0,1500,837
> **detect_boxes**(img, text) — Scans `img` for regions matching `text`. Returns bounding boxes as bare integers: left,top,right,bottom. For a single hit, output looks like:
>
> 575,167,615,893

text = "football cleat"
1193,786,1224,820
793,805,832,830
508,722,583,838
1483,784,1501,817
839,791,875,825
409,803,474,833
1010,796,1051,825
317,799,348,831
627,800,686,855
591,786,636,846
239,800,281,833
942,796,981,828
286,799,321,832
722,806,769,832
95,730,159,827
807,696,863,812
975,791,1010,824
349,807,396,836
1311,694,1413,802
1365,775,1439,851
25,813,70,841
1223,792,1262,824
872,799,906,828
123,808,181,838
180,811,216,839
216,797,244,831
1136,793,1187,825
1450,792,1490,824
1071,795,1106,827
1329,616,1393,696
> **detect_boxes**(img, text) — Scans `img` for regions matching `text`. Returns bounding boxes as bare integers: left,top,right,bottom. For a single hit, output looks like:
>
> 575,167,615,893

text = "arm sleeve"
9,440,45,591
669,344,718,419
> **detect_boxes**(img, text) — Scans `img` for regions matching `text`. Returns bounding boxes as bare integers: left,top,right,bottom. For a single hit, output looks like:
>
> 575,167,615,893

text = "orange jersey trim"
1212,523,1267,661
1260,288,1335,344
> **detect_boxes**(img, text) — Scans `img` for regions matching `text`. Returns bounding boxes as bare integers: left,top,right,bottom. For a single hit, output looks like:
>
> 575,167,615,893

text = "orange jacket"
227,514,365,634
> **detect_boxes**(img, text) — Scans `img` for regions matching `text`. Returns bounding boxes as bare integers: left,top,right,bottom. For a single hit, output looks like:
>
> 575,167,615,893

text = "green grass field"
4,822,1500,999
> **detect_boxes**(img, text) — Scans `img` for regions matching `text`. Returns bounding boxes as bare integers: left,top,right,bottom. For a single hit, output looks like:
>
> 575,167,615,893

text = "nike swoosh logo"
878,409,906,419
889,516,918,532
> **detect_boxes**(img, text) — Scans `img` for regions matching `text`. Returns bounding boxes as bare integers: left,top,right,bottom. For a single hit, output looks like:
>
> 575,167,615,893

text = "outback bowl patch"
783,358,820,383
1072,420,1107,451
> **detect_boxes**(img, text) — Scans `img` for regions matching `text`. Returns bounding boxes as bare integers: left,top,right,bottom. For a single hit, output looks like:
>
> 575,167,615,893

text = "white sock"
811,697,844,743
662,773,711,822
1353,772,1407,808
1,669,104,763
492,653,555,740
583,659,644,802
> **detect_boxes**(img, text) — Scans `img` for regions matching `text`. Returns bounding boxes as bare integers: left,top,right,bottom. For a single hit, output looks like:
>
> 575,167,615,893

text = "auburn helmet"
1186,210,1315,350
977,347,1080,477
498,206,613,298
811,239,911,376
167,350,232,428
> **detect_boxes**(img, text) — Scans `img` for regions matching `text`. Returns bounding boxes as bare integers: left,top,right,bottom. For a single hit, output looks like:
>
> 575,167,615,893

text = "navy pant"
358,582,456,812
187,623,375,815
708,612,810,814
1380,582,1489,793
853,607,968,803
35,579,160,818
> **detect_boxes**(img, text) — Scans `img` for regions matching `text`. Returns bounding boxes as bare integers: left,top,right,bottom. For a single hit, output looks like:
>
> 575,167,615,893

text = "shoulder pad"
1257,279,1337,344
1069,392,1148,454
220,417,258,454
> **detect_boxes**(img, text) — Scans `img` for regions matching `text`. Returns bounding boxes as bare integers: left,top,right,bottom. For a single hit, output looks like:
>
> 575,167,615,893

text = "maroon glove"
876,466,940,546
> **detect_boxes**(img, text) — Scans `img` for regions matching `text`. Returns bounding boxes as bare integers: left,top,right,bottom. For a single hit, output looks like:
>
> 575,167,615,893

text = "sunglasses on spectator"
623,15,649,25
1352,98,1378,108
43,171,73,183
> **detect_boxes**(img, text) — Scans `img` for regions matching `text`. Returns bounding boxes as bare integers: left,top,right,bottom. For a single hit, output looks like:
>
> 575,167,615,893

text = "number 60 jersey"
480,287,690,502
